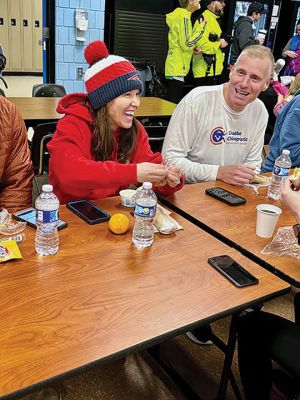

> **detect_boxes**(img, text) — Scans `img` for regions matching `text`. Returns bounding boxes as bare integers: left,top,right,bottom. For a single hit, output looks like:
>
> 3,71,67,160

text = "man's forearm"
166,157,219,183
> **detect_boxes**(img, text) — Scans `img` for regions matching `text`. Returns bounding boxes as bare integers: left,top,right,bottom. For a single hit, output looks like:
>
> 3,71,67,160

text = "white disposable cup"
257,32,266,43
256,204,282,238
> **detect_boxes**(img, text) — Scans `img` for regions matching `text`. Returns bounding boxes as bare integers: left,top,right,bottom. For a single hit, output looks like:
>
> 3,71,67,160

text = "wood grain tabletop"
0,196,289,398
7,96,176,122
160,181,300,286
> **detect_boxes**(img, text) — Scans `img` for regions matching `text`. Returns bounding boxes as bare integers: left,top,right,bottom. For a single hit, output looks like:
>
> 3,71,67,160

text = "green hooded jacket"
165,8,206,78
192,10,224,78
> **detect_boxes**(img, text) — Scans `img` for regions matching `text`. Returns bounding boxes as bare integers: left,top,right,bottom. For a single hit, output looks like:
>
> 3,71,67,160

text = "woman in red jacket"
48,41,183,204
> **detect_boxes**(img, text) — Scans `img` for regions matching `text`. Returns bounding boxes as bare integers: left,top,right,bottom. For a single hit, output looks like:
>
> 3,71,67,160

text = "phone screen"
67,200,110,222
13,208,67,230
208,255,258,287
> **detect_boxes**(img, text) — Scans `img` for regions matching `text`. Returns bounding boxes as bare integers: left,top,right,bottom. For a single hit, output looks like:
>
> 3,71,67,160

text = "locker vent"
114,10,168,73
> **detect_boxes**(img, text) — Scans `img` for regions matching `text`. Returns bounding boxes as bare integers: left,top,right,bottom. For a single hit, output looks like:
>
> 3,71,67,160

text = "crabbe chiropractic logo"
210,127,248,145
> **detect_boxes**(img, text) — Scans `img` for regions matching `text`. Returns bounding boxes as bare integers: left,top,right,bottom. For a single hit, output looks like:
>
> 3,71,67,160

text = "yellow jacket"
165,8,206,78
192,10,224,78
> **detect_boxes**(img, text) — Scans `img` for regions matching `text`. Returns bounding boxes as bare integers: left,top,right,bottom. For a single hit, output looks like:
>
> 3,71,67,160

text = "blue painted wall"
55,0,105,93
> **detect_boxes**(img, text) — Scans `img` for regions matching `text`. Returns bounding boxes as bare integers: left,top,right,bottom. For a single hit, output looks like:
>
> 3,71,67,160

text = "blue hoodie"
262,89,300,172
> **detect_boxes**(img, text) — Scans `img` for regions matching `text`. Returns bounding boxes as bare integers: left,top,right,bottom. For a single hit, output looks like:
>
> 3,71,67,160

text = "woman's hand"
281,178,300,223
137,162,167,184
284,50,298,59
165,164,182,188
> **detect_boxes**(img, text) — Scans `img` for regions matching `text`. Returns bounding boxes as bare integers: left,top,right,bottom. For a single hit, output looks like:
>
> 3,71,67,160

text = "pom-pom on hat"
84,40,143,110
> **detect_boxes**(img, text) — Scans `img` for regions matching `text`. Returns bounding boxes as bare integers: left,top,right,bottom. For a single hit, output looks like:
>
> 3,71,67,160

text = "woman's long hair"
285,72,300,98
91,105,138,163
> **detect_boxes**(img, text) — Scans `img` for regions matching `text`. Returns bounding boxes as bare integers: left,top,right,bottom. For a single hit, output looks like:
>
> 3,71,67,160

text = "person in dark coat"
230,1,265,66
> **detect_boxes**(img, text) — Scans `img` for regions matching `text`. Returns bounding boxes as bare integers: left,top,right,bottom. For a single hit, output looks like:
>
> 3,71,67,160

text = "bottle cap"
42,184,53,192
142,182,152,190
282,149,290,155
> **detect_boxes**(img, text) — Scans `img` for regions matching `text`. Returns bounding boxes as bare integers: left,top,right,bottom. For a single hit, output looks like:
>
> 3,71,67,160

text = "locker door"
33,0,42,72
0,0,10,70
8,0,22,71
21,0,34,71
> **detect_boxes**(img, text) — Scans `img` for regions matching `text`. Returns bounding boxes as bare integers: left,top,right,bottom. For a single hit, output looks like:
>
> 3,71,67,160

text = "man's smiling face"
223,53,271,112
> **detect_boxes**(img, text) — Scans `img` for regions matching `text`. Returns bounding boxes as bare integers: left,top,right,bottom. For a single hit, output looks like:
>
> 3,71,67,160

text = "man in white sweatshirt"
162,45,274,186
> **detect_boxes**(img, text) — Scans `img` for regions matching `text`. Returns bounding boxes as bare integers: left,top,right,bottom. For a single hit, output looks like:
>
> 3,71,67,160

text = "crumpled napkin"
154,205,183,235
0,209,27,235
261,226,300,260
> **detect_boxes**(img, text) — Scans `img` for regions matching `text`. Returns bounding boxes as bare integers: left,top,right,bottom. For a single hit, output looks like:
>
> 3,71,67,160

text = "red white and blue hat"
84,40,142,110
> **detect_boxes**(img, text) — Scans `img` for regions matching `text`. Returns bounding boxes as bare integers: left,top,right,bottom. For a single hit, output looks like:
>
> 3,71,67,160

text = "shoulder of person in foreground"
0,97,33,212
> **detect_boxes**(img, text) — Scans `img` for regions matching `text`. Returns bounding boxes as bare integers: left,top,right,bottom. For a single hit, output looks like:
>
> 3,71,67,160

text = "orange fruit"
109,213,130,235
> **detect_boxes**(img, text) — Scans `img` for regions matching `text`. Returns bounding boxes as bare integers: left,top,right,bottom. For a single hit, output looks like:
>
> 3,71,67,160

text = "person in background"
273,72,300,117
237,178,300,400
230,1,265,67
165,0,206,104
0,96,33,213
163,45,273,188
192,0,229,86
262,88,300,172
282,20,300,77
48,41,183,204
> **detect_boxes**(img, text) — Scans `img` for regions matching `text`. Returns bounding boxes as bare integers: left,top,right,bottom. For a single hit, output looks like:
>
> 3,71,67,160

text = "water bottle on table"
132,182,157,249
268,149,291,200
35,184,60,256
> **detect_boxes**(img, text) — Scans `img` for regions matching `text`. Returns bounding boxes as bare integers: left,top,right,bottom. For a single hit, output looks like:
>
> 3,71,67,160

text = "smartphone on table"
13,207,68,230
208,255,258,287
66,200,110,224
205,187,246,206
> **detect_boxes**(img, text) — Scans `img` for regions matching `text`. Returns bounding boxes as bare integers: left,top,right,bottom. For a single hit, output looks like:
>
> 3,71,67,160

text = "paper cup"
256,204,282,238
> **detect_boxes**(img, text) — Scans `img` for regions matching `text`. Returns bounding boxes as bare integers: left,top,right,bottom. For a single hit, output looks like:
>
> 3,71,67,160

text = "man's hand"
193,47,202,56
219,39,228,49
281,178,300,223
217,165,256,186
137,162,167,183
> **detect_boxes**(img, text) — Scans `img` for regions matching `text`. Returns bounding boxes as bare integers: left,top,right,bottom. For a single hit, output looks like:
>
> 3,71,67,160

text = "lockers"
0,0,42,72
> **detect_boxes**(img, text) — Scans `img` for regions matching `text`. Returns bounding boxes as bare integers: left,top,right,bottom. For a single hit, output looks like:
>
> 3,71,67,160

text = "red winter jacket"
48,93,183,204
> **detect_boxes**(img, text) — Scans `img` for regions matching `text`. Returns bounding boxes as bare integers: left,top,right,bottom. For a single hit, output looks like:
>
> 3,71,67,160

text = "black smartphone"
208,255,259,287
66,200,110,225
205,187,246,206
13,207,68,230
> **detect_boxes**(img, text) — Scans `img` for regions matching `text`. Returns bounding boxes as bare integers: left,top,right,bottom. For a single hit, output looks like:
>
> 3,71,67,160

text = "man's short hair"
247,1,265,16
238,45,274,77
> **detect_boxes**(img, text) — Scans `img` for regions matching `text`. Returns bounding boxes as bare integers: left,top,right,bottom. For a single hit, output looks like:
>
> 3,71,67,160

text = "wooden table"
159,181,300,286
7,96,176,126
0,197,289,399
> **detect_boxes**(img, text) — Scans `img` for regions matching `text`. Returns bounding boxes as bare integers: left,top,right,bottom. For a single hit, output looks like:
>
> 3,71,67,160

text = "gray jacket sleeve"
282,39,292,57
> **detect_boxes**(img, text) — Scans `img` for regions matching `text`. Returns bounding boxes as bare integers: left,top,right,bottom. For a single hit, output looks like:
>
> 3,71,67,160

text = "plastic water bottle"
268,149,292,200
35,184,59,256
132,182,157,249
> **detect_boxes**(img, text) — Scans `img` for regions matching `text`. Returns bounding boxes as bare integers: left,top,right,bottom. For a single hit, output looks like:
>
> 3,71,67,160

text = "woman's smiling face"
107,89,141,130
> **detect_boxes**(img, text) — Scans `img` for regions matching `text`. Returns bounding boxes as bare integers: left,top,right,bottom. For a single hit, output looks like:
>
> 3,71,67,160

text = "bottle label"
36,210,59,223
273,165,289,177
135,204,156,218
